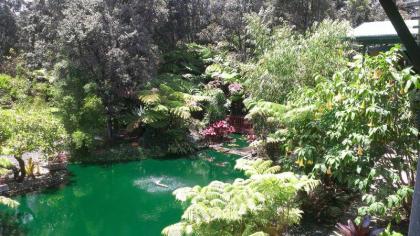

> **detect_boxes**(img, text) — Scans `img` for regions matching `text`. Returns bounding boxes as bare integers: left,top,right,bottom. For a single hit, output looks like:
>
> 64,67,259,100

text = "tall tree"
0,1,19,59
57,0,165,140
17,0,66,69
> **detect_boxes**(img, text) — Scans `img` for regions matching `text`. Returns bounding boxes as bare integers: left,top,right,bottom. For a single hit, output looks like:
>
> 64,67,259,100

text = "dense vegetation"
0,0,418,235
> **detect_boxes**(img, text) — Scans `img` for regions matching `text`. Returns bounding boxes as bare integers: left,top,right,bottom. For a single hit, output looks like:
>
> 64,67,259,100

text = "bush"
0,74,30,107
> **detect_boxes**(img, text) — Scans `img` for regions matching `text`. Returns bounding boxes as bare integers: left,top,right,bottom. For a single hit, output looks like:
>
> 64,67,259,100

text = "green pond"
6,149,244,236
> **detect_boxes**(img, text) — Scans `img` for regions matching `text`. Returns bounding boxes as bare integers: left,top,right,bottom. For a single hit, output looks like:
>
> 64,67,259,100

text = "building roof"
349,20,419,45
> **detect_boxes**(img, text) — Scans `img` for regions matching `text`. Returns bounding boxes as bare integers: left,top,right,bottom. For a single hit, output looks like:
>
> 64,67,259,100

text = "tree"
0,1,19,59
0,108,67,182
56,0,165,141
272,0,337,30
17,0,66,69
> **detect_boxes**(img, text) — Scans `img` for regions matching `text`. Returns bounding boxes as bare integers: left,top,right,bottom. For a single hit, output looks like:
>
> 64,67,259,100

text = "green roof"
348,20,419,45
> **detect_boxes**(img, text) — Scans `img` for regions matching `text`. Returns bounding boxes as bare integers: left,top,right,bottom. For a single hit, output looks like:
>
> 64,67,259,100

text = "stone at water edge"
0,184,9,193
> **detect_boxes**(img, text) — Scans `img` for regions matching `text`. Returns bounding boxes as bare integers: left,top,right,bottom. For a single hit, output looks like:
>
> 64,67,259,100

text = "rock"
0,184,9,193
39,167,50,175
46,162,67,171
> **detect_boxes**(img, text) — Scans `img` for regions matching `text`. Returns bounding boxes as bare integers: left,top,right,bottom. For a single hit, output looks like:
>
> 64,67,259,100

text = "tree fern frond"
165,160,318,236
235,158,280,176
173,187,195,202
0,196,19,208
154,104,169,112
139,90,161,105
182,203,211,223
162,222,192,236
170,106,191,120
265,166,281,174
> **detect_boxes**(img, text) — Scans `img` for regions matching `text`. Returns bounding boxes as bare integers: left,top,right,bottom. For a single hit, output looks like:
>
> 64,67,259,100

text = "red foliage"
201,120,235,142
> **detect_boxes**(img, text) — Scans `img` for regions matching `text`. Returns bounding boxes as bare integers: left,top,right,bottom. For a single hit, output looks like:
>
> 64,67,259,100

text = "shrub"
228,83,244,102
54,69,107,156
0,74,30,107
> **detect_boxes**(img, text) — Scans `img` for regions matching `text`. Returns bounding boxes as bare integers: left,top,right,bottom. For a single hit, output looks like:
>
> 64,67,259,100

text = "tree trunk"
8,166,19,180
15,157,26,183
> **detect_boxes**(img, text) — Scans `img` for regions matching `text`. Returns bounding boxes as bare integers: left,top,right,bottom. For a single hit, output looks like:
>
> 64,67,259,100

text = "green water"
9,150,244,236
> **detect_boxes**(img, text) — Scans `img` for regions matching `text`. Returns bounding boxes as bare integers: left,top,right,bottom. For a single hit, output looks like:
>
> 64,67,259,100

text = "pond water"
7,150,244,236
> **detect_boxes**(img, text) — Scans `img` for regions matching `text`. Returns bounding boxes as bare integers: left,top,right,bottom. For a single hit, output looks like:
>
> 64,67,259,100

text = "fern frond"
164,159,318,236
0,196,19,208
139,90,161,105
173,187,196,202
162,222,192,236
235,158,280,176
170,106,191,120
182,203,211,223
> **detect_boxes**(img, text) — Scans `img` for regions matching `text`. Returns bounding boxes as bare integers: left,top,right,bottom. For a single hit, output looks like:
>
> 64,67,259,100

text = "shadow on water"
0,208,28,236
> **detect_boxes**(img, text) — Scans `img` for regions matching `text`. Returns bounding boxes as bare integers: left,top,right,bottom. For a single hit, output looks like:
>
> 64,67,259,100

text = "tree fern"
164,159,319,236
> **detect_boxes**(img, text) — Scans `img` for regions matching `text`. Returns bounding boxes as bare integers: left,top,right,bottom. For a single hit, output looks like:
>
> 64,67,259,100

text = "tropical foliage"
0,0,417,234
245,47,419,222
335,216,384,236
163,158,318,236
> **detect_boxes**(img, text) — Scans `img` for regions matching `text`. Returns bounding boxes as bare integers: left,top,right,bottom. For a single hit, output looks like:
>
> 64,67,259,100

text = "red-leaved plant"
201,120,235,143
335,216,384,236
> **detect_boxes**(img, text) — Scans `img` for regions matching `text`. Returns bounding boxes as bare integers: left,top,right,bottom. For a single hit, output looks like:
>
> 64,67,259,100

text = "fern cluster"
134,84,206,155
162,158,319,236
138,84,205,128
